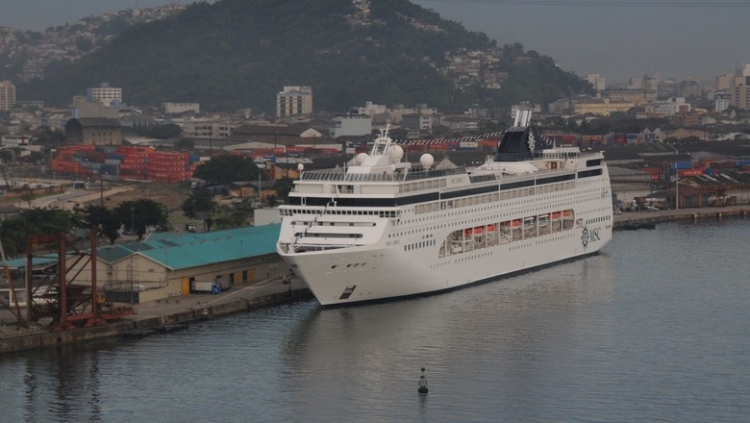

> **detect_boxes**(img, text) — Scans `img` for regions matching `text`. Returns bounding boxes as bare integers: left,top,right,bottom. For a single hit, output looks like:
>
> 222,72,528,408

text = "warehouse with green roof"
66,224,287,303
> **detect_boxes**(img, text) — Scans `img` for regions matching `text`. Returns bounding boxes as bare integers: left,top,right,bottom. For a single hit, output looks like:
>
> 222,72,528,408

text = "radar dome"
356,153,369,165
297,163,304,171
388,145,404,162
420,154,435,169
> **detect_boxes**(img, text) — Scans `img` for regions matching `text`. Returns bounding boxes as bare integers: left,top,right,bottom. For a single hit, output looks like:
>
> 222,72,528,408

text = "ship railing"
300,167,466,182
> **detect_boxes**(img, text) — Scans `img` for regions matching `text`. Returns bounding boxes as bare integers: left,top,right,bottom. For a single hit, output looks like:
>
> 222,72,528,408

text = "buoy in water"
418,367,428,395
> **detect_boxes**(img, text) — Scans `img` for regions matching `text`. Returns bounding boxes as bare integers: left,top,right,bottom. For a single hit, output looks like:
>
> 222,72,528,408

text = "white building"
330,116,372,138
585,73,605,92
277,86,313,118
646,97,691,116
87,82,122,107
181,118,235,139
0,80,16,111
163,102,200,115
351,101,387,117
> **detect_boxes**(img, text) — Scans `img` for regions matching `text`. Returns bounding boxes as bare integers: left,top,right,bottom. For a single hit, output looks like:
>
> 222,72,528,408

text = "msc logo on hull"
581,226,601,248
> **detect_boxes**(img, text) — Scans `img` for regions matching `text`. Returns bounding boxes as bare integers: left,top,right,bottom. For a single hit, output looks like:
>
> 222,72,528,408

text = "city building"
330,116,372,138
87,82,122,107
646,97,691,117
64,117,122,145
731,64,750,110
180,118,235,139
163,102,200,115
0,80,16,111
716,72,735,90
585,73,606,92
401,114,434,132
73,100,119,119
276,86,313,118
574,99,634,116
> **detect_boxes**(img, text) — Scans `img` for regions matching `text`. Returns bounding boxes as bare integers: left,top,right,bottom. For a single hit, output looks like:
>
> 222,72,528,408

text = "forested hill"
20,0,591,113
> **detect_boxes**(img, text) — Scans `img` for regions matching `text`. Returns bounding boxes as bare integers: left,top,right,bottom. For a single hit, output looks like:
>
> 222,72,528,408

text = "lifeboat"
551,212,561,219
511,220,521,227
473,227,484,236
563,210,572,218
464,229,473,237
487,224,496,232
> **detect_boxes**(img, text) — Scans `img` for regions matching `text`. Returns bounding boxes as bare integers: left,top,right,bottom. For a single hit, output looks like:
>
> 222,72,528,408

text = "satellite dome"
297,163,304,171
420,154,435,169
356,153,369,165
388,145,404,162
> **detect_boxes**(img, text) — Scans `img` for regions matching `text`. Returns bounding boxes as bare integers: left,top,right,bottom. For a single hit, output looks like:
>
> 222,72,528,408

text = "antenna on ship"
418,368,428,395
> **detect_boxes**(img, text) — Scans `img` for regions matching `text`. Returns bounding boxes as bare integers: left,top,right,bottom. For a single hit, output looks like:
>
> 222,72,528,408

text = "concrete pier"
0,277,311,354
613,205,748,230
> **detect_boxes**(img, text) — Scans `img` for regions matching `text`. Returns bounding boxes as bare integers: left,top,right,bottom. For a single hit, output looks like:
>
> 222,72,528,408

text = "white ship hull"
282,219,610,306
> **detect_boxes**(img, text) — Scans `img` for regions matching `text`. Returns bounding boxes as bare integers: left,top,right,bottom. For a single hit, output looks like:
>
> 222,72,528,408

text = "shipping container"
671,161,692,170
678,169,703,177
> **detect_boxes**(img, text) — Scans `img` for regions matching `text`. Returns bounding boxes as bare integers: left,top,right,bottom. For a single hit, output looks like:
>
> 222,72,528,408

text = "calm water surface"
2,219,750,422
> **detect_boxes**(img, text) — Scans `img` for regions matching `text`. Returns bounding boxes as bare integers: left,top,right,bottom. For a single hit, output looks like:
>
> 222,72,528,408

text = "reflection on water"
1,219,749,422
279,253,614,421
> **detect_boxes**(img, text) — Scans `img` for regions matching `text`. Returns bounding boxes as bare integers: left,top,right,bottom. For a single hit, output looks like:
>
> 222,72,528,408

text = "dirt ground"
99,183,191,214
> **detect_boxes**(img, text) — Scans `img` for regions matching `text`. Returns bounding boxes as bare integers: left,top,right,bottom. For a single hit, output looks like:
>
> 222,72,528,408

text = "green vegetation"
134,123,182,139
79,204,121,244
182,189,217,219
113,199,169,241
18,0,591,113
192,154,263,185
0,208,87,257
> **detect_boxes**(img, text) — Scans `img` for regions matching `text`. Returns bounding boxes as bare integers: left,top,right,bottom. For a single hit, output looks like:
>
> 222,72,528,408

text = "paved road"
16,186,134,210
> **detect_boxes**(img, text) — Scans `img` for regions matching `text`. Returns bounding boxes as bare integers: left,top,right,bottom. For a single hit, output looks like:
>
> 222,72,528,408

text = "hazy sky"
2,0,749,85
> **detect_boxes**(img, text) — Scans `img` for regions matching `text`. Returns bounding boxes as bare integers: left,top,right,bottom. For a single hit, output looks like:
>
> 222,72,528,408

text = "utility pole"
100,172,104,208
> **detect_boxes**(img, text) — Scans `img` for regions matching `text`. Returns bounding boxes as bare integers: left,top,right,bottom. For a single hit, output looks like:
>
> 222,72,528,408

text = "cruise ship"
277,111,613,306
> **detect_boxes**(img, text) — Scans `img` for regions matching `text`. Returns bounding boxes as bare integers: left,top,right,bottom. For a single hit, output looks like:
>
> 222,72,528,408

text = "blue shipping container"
671,161,692,170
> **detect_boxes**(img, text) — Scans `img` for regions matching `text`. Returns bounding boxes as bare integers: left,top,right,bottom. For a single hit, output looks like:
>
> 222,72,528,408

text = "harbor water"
2,218,749,422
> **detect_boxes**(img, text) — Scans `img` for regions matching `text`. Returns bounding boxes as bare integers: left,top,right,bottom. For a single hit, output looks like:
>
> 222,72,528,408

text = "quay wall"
613,206,749,230
0,286,311,355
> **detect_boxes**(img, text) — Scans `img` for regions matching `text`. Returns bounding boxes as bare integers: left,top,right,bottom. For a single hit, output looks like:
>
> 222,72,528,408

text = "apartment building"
276,86,313,118
0,80,16,111
585,73,606,92
731,65,750,110
87,82,122,107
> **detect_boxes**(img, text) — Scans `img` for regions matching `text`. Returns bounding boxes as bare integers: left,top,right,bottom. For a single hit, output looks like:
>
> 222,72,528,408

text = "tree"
274,177,295,203
78,205,120,244
193,154,263,185
182,189,216,219
0,208,87,257
135,123,182,139
0,149,13,163
114,199,169,240
174,138,195,150
32,126,65,148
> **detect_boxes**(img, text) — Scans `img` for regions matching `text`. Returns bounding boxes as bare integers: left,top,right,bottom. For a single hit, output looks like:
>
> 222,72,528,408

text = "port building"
61,224,287,303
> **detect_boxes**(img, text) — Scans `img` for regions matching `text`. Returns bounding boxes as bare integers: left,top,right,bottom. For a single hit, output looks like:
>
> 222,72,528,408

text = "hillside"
18,0,591,113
